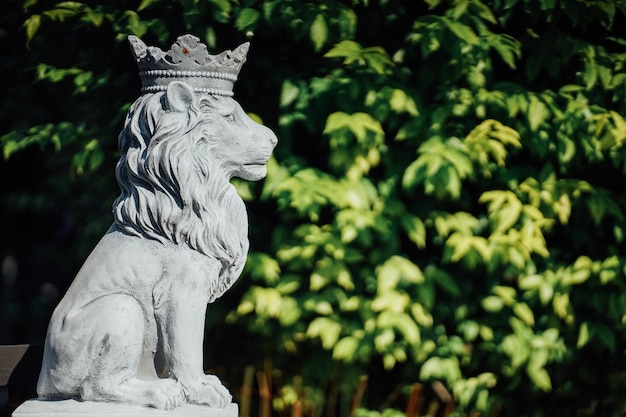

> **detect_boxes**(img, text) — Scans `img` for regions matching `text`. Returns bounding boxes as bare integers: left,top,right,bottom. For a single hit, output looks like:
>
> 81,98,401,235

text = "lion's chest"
69,230,220,307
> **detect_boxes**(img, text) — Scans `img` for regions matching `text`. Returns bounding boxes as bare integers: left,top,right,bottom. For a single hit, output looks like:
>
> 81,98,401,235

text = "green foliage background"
2,0,626,416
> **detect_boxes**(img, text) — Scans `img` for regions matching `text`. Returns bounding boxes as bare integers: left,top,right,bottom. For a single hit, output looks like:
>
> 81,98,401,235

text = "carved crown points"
128,34,250,97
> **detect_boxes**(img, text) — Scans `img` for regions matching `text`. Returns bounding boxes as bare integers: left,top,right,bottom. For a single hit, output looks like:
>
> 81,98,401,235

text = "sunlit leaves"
403,137,472,200
465,120,521,175
446,233,491,267
488,33,521,69
246,252,281,284
324,40,394,74
307,317,342,350
42,2,86,21
28,2,119,37
270,168,346,221
376,256,424,292
35,64,94,94
72,138,104,175
0,122,101,176
261,1,356,50
420,356,462,384
389,89,419,116
501,318,565,392
324,112,385,179
235,286,301,327
480,190,523,233
332,335,360,360
324,112,384,144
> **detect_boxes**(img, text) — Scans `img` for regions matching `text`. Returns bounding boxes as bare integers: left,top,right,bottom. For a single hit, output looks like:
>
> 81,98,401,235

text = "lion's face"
196,95,278,182
154,81,277,184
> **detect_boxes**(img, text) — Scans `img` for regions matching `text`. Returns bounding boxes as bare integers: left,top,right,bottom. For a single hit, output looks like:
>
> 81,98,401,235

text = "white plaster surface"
13,399,238,417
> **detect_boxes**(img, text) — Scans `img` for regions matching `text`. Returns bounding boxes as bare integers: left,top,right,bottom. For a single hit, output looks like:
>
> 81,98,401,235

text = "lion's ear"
166,81,195,112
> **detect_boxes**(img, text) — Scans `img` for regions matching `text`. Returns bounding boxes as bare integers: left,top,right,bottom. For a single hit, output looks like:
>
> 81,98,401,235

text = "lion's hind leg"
43,294,184,409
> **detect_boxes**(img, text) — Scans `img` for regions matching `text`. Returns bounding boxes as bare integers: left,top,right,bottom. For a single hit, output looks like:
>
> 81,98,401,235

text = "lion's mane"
112,93,248,300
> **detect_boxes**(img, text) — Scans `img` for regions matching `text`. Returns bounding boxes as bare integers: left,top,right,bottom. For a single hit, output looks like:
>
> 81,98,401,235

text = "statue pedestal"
12,399,238,417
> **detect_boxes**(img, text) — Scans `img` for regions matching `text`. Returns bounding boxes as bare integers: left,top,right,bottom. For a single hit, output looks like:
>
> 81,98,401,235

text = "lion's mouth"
238,162,267,178
244,158,270,167
241,162,267,172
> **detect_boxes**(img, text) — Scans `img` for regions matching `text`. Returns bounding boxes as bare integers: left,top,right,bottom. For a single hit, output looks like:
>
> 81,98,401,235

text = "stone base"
12,399,238,417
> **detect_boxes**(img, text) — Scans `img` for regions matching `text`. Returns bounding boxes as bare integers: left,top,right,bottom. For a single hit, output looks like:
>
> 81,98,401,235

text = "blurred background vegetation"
2,0,626,416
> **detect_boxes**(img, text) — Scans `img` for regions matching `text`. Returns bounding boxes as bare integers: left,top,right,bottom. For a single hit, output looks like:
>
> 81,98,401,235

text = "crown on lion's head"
128,34,249,97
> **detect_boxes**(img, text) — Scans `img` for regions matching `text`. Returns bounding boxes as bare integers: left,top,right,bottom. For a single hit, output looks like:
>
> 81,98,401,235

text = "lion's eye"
224,113,236,123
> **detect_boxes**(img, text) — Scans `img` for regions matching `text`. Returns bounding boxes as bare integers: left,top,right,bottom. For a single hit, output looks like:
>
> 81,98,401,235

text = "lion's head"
113,81,277,295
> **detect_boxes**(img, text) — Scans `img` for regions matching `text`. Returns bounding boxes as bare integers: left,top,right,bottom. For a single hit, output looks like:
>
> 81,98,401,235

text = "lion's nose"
268,131,278,148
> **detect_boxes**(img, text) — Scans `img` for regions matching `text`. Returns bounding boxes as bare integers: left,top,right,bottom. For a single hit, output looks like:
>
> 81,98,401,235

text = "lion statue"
35,35,277,410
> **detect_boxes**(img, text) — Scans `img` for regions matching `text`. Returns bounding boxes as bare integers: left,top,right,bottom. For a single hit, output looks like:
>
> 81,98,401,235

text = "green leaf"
528,95,550,131
137,0,153,11
333,336,359,360
23,0,38,10
420,356,462,383
377,311,420,345
280,79,300,108
324,40,362,59
577,322,590,348
502,334,530,369
410,303,433,327
389,89,419,115
325,40,392,73
424,0,442,8
552,292,569,319
519,274,543,290
493,286,516,305
82,11,103,27
374,328,395,351
595,324,617,351
482,296,504,312
54,1,83,9
278,297,301,326
306,317,342,349
324,112,384,142
445,20,479,45
310,14,328,52
24,14,41,41
513,303,535,326
490,34,521,69
43,2,83,21
527,366,551,391
432,268,461,296
400,214,426,248
324,111,351,135
234,8,260,31
402,137,473,199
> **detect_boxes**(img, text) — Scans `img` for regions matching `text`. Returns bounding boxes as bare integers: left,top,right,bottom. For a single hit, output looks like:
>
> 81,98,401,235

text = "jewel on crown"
128,34,250,97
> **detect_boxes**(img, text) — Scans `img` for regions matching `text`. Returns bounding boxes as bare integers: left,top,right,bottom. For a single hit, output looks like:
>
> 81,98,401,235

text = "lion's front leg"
154,268,232,408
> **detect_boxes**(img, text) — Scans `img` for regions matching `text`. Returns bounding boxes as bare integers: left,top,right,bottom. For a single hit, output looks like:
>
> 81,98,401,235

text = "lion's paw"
183,375,232,408
82,377,185,410
153,378,187,410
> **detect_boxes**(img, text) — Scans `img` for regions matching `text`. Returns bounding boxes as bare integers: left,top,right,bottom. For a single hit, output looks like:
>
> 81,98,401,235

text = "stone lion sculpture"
35,34,277,410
